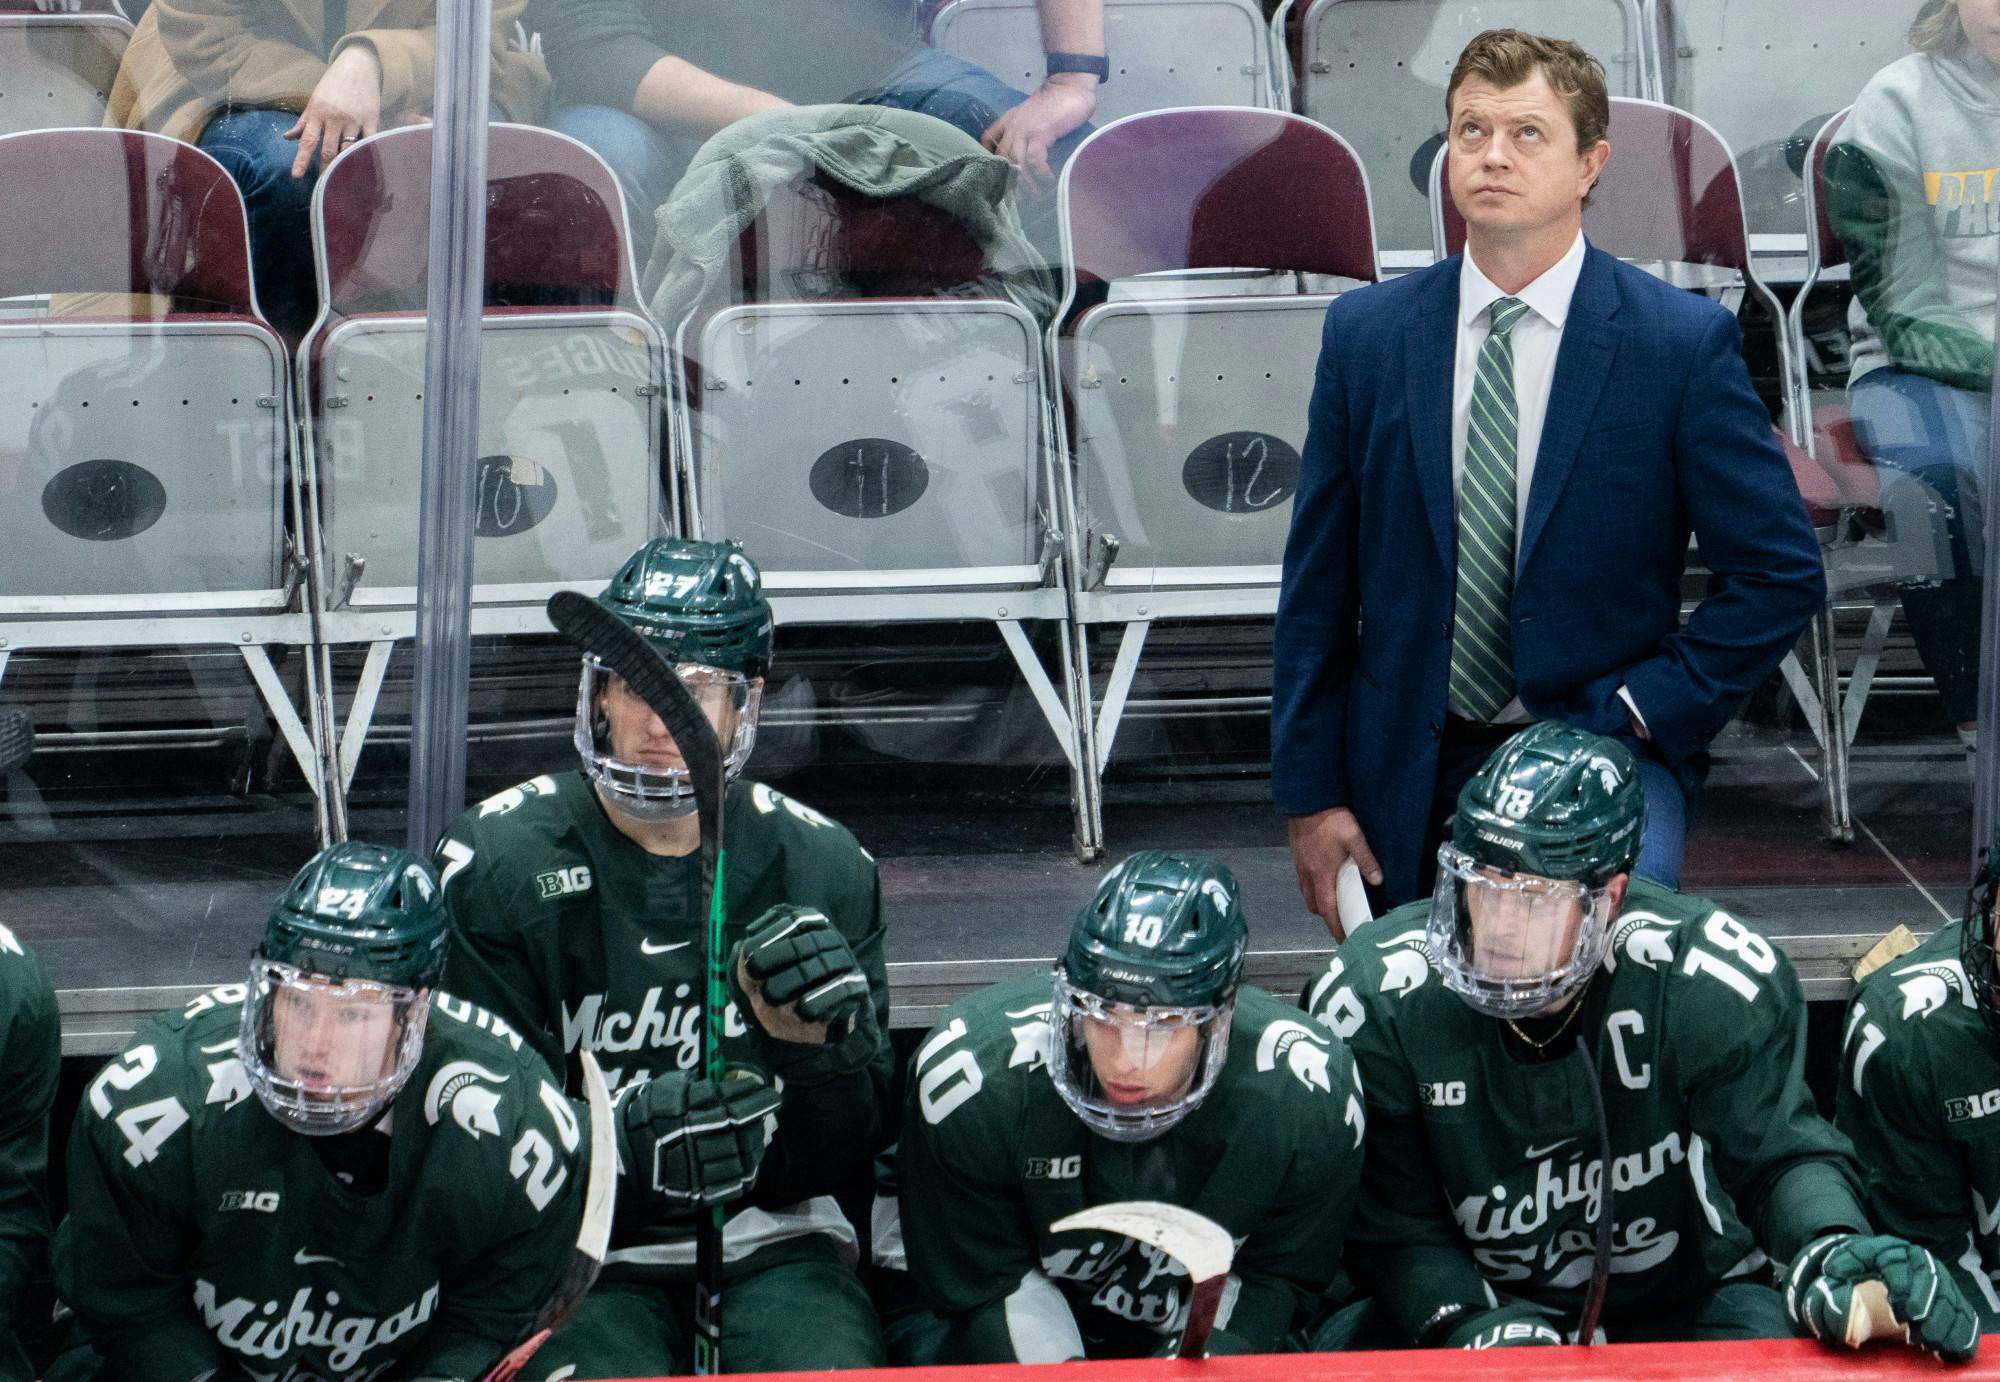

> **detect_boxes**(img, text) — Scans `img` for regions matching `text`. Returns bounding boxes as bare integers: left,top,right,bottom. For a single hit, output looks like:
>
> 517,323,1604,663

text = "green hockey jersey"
0,923,58,1382
438,772,892,1279
1303,879,1867,1343
899,976,1362,1362
1839,922,2000,1328
54,984,587,1381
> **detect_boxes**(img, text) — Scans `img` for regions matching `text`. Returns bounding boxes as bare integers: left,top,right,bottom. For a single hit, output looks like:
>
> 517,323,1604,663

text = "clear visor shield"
576,656,761,821
239,961,427,1136
1428,845,1615,1018
1046,975,1230,1143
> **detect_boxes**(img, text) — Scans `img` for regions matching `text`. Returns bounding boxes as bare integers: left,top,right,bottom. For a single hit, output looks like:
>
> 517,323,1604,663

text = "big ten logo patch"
1024,1154,1082,1180
535,865,593,900
218,1190,281,1213
1946,1089,2000,1125
1419,1080,1468,1107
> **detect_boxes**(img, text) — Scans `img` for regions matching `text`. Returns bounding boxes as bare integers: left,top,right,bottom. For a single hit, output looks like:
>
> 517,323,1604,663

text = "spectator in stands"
108,1,551,337
1274,29,1825,938
1826,0,2000,760
527,0,1104,245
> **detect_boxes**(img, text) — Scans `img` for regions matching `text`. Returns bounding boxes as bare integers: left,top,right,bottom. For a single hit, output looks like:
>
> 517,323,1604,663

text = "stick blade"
1051,1200,1235,1283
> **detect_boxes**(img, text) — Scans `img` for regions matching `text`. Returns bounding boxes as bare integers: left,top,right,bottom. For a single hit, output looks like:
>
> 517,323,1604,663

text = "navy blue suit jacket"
1271,244,1826,902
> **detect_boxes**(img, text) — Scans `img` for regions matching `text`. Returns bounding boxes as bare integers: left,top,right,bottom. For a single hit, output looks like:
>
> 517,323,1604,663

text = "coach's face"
1448,68,1608,243
1960,0,2000,68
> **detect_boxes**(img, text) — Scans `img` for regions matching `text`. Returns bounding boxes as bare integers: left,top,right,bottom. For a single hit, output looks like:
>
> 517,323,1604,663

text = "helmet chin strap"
599,780,701,824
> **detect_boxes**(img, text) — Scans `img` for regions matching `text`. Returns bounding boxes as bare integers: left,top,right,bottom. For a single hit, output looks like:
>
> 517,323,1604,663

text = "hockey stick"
1051,1201,1235,1358
546,589,730,1375
480,1050,618,1382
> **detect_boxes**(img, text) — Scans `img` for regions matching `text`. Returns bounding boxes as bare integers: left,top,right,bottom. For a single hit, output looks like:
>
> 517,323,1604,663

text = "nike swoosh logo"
1524,1139,1575,1159
639,939,691,956
293,1248,342,1267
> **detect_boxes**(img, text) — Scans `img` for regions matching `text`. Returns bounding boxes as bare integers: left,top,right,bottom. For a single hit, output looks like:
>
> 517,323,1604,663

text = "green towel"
643,103,1057,328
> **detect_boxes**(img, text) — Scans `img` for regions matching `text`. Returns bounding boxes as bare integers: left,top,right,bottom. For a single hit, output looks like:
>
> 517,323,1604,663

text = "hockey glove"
1437,1303,1565,1349
733,904,880,1076
1785,1232,1981,1364
621,1067,781,1207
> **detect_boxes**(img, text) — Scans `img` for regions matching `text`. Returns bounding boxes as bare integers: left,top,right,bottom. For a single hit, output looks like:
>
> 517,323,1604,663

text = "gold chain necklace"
1506,999,1583,1051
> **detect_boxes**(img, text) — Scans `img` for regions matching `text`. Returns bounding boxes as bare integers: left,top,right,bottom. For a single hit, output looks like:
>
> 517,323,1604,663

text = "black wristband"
1046,50,1109,84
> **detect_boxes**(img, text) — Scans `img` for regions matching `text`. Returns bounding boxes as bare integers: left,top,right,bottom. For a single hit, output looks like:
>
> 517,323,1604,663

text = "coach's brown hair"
1446,29,1611,153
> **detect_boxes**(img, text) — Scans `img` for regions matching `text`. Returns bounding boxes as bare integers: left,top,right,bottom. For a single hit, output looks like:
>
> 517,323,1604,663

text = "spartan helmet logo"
1376,932,1433,997
1255,1020,1334,1092
423,1060,507,1139
1621,926,1676,971
1894,960,1974,1020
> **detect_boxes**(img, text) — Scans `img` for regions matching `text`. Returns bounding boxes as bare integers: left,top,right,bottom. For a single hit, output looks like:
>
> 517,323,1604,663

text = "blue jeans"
552,45,1093,248
197,107,322,338
1850,367,1990,726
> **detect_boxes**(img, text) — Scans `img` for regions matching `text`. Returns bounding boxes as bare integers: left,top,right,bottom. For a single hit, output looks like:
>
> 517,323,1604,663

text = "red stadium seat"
298,124,668,820
0,128,321,820
1053,106,1379,854
1430,97,1852,841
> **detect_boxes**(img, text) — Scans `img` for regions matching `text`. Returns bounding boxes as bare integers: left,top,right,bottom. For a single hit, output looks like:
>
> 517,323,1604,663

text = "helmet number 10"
1122,913,1165,948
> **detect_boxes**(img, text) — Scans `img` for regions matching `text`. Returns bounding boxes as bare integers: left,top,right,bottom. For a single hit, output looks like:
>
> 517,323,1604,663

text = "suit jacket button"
1430,721,1442,738
1440,622,1451,638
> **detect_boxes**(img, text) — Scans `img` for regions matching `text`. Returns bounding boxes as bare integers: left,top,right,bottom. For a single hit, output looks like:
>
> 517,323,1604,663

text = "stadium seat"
928,0,1289,122
1053,107,1379,855
1649,0,1913,237
0,0,130,135
0,128,322,821
1430,97,1854,841
667,169,1090,848
1784,108,1949,779
1282,0,1653,254
299,124,669,826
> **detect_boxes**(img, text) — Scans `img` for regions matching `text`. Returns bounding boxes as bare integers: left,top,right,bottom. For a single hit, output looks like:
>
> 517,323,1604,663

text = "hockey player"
0,922,58,1382
438,536,892,1376
1838,822,2000,1333
49,842,590,1382
1303,722,1980,1360
899,850,1363,1362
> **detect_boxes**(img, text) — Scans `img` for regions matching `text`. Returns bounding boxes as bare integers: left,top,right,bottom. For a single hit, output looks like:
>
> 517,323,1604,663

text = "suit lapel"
1518,247,1621,574
1403,262,1460,573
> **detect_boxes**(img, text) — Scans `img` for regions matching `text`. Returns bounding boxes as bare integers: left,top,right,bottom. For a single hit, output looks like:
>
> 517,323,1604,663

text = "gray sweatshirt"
1829,47,2000,391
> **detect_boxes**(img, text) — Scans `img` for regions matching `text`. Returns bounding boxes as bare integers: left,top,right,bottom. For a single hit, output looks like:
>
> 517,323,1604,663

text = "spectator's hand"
1288,807,1381,943
285,44,384,179
980,78,1096,192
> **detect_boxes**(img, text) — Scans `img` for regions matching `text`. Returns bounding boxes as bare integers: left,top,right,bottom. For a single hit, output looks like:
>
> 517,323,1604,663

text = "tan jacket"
109,0,549,143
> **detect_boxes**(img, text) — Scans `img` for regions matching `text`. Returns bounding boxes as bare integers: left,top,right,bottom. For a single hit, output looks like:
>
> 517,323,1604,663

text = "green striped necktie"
1449,295,1531,723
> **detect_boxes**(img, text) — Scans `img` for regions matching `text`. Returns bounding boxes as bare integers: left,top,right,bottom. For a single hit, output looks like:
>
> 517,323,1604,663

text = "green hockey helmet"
597,537,773,678
1049,851,1247,1142
1430,724,1644,1019
1962,820,2000,1043
239,843,445,1137
578,537,775,821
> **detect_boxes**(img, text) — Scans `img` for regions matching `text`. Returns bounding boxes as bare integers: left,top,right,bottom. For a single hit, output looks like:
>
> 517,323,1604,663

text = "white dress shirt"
1448,232,1648,733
